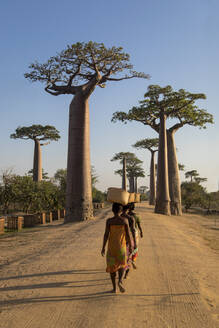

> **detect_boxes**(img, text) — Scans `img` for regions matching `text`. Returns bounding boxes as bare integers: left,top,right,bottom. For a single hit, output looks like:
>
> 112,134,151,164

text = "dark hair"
112,202,123,214
129,202,135,210
123,204,130,211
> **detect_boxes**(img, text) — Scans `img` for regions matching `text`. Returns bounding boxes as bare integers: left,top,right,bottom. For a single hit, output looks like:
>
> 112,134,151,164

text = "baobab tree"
114,156,144,192
133,138,158,205
111,152,137,191
132,166,145,192
185,170,199,182
185,170,207,184
10,125,60,182
25,41,149,222
112,85,213,215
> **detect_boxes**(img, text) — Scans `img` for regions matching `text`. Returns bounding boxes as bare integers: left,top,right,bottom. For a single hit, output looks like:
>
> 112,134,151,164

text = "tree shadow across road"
0,279,111,292
0,292,200,309
0,269,106,281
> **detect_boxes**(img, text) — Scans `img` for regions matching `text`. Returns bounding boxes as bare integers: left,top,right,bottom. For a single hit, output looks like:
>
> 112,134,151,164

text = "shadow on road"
0,292,200,308
0,269,106,281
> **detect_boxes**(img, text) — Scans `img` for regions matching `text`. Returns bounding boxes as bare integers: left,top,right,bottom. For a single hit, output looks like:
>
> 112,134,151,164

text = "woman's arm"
135,214,143,238
137,221,143,238
124,221,133,253
101,220,110,256
129,216,137,248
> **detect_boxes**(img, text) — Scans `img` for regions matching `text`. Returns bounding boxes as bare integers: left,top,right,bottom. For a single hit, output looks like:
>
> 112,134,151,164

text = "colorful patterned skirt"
106,225,127,273
132,230,139,263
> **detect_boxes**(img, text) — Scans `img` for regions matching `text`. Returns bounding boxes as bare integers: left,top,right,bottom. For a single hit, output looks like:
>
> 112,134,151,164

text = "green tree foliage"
181,181,207,211
91,166,98,186
10,125,60,142
115,165,145,180
53,167,105,204
0,167,107,213
114,155,145,192
92,188,105,203
33,181,60,212
54,169,67,187
0,170,17,213
111,152,144,191
194,177,208,184
112,85,213,130
27,169,50,180
185,170,207,184
111,152,137,162
207,191,219,211
0,171,63,214
24,42,149,94
53,169,67,209
124,159,145,179
133,138,159,152
185,170,199,182
111,152,142,168
91,166,106,203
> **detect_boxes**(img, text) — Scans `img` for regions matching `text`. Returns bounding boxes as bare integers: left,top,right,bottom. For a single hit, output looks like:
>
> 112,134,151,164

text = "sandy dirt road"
0,203,218,328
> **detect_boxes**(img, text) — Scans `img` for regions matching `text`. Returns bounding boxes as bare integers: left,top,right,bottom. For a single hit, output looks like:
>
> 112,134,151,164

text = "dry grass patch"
180,210,219,251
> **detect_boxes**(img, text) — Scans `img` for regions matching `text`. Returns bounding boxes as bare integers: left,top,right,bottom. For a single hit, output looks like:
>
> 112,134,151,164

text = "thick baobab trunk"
129,176,135,193
155,111,170,215
134,177,138,193
122,157,127,191
65,92,93,222
149,151,156,205
128,178,131,192
131,176,135,193
33,139,42,182
167,130,182,215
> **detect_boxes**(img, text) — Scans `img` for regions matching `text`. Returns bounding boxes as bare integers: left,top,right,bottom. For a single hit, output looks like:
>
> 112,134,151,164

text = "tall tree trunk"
155,111,170,215
129,176,135,193
65,92,93,222
131,176,135,193
33,139,42,182
122,157,127,191
149,151,156,205
134,177,138,193
167,130,182,215
128,178,132,192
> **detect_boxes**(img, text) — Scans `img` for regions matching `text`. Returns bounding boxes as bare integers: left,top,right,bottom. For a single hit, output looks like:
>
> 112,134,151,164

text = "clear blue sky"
1,0,218,192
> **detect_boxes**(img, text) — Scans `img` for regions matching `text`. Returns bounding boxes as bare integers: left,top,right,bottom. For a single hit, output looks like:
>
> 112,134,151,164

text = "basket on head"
135,193,141,203
128,193,135,203
107,187,130,206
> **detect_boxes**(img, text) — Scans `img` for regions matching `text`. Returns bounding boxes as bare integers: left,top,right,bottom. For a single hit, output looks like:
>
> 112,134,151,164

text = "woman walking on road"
128,203,143,269
101,203,133,293
122,204,137,279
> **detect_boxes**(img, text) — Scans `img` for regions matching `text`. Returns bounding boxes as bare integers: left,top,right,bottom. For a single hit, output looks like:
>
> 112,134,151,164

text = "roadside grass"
182,208,219,251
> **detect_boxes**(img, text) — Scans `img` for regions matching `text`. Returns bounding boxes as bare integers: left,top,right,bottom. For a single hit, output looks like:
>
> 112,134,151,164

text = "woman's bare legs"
124,268,129,279
118,268,125,293
110,272,116,293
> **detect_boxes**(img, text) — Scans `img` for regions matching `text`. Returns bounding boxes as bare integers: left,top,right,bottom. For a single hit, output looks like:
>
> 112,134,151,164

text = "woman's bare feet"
132,262,137,269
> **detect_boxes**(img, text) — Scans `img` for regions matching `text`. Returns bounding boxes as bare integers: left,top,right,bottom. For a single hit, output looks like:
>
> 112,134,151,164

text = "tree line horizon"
8,41,214,221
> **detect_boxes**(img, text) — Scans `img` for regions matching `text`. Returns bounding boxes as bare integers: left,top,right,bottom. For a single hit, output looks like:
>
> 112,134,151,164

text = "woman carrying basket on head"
101,202,133,293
